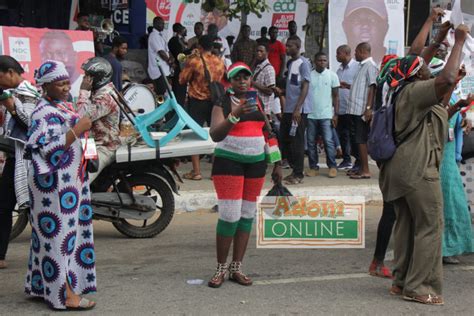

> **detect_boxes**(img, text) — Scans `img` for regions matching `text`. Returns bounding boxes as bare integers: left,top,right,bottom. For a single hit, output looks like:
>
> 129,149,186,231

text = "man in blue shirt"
104,36,128,91
281,36,312,185
306,52,340,178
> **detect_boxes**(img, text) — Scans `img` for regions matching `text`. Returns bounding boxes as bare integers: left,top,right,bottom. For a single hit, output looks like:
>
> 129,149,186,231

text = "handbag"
200,55,225,106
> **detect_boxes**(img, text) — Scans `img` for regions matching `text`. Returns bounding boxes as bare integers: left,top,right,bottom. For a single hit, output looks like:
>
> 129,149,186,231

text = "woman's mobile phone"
246,90,258,112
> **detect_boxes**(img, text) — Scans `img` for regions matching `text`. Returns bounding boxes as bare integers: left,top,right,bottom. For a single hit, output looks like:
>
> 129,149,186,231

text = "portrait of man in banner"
342,0,389,64
200,0,231,37
39,31,82,91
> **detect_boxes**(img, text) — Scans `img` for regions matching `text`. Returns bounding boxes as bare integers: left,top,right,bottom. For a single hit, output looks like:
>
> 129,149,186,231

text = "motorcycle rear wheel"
112,174,175,238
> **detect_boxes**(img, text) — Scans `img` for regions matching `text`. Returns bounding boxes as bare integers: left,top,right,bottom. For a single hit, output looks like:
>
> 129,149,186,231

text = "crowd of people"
0,5,473,311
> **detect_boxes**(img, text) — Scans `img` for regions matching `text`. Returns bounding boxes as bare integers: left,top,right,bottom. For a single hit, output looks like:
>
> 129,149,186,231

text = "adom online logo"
257,196,365,249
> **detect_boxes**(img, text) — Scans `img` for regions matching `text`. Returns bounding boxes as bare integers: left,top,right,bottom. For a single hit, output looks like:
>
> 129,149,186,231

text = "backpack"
367,85,403,162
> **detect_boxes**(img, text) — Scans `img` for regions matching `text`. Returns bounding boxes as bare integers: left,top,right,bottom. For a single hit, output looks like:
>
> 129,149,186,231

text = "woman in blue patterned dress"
24,61,96,310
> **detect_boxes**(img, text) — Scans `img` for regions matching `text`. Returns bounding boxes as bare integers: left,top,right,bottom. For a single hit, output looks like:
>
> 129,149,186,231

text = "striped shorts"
212,156,267,236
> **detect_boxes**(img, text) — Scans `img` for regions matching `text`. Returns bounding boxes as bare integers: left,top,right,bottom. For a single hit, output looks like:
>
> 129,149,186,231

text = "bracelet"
70,128,78,140
228,113,240,124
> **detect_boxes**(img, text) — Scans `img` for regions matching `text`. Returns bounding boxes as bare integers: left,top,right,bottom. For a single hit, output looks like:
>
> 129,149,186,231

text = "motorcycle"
6,58,214,240
9,154,178,240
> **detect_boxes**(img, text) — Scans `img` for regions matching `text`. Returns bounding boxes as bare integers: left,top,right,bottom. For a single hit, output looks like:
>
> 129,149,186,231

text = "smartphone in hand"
246,90,258,112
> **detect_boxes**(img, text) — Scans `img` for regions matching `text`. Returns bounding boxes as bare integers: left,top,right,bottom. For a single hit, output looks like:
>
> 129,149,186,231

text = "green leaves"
200,0,269,21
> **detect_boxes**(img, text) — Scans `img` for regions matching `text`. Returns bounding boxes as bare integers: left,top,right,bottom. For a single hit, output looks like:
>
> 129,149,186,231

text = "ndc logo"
273,0,296,13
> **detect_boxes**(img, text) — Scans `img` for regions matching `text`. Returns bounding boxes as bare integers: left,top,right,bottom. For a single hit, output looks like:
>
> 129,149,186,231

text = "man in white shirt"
148,16,173,96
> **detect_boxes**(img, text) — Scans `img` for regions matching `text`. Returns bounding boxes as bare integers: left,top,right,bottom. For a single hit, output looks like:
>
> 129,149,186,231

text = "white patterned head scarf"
34,60,70,85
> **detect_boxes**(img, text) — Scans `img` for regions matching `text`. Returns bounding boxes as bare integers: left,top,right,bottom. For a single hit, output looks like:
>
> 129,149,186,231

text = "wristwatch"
366,106,372,110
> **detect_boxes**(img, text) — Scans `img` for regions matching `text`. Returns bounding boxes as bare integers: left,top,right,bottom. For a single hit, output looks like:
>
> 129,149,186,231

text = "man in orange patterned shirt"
179,35,225,180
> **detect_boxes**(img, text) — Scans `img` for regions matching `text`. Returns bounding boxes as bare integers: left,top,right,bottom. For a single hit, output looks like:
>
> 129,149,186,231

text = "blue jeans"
332,127,340,148
307,119,337,169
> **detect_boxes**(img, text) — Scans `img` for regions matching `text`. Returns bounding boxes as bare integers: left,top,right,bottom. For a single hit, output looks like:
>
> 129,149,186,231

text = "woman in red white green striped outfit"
208,62,282,288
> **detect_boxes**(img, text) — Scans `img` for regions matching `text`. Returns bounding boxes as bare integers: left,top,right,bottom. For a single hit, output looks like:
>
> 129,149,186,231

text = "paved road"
1,204,473,315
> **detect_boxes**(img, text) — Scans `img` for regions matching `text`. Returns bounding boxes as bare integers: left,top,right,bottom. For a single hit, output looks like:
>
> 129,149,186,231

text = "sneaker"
328,168,337,178
337,161,353,170
305,168,319,177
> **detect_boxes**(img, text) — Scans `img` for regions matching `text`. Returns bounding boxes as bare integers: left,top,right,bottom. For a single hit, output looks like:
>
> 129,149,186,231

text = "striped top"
214,93,266,163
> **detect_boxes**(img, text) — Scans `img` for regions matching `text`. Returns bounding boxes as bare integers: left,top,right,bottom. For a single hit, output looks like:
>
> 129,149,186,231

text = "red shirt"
268,40,286,76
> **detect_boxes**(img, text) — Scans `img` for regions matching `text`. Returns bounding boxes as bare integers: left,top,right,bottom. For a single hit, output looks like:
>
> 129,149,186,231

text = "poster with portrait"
0,27,95,98
328,0,405,71
167,1,308,46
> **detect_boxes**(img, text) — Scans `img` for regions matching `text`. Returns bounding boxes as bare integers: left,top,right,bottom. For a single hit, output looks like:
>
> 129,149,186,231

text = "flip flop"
349,174,371,180
183,171,202,181
403,294,444,306
66,297,96,310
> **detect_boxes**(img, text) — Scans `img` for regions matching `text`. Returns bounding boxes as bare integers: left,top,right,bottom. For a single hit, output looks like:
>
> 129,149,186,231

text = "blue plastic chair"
125,58,209,148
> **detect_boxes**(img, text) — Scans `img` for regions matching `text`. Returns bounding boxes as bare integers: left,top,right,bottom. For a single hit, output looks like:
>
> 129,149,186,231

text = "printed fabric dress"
440,110,474,257
24,98,96,309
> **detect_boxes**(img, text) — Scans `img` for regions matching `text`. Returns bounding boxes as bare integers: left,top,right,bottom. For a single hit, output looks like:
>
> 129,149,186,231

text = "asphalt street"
1,203,473,315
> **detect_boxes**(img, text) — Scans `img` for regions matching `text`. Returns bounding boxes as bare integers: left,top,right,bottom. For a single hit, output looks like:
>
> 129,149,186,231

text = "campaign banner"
167,0,308,46
257,196,365,248
146,0,171,28
328,0,405,70
0,26,95,98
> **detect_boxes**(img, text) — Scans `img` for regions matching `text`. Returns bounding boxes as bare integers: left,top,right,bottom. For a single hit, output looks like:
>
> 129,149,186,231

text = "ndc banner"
328,0,405,69
146,1,308,47
146,0,172,28
0,27,95,98
257,196,365,248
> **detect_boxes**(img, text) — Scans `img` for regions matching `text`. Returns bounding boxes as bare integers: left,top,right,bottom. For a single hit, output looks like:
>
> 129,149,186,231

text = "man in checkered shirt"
252,43,276,115
346,42,378,179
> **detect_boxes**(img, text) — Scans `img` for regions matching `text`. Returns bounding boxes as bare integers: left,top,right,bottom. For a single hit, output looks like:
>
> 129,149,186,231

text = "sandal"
284,175,303,185
183,170,202,181
228,261,253,286
390,285,403,296
208,263,228,288
403,294,444,306
66,297,96,310
368,259,393,279
349,174,371,180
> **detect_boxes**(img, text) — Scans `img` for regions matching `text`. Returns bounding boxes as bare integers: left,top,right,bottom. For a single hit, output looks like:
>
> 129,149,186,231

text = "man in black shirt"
168,23,188,107
104,36,127,91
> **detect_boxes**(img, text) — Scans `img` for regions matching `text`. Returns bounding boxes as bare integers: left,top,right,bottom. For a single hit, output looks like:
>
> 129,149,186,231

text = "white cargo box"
115,128,216,163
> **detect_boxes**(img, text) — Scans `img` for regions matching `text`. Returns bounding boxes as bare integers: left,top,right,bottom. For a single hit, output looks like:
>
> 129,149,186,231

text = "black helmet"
81,57,112,90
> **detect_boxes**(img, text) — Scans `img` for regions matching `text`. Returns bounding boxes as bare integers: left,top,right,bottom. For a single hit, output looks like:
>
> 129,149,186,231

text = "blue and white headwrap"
34,60,70,85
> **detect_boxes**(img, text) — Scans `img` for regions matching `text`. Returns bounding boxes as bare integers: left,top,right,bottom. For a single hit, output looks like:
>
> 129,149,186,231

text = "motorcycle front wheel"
112,173,175,238
10,208,29,241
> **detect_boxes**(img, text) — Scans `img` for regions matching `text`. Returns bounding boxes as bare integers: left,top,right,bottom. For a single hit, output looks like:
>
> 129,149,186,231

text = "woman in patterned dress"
24,60,96,310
